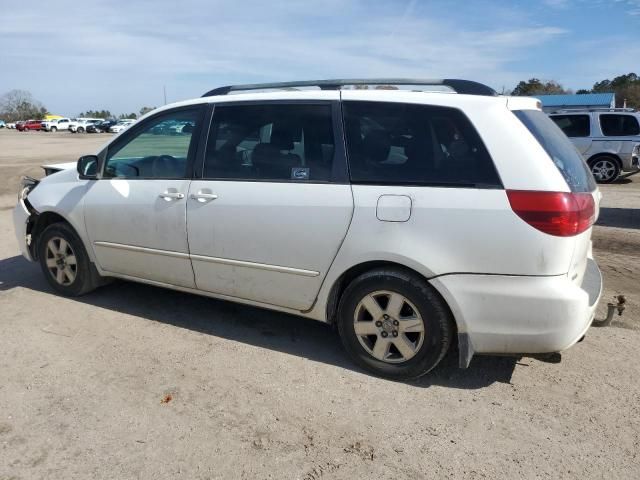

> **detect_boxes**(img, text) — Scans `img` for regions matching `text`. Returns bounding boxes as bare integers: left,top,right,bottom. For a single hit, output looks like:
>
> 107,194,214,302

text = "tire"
37,222,101,296
77,126,85,133
51,126,57,132
337,268,454,380
589,156,620,184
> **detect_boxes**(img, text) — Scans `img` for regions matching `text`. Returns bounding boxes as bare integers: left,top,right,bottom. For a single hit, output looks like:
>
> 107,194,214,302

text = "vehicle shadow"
0,255,518,389
597,207,640,230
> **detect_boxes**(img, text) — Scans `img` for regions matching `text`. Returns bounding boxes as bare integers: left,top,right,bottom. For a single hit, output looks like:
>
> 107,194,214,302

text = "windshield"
514,110,596,193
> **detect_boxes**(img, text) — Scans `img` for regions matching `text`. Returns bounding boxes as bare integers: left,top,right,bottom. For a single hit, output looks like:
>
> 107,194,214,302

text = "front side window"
550,115,590,137
204,103,335,182
104,108,199,179
342,101,501,187
600,114,640,136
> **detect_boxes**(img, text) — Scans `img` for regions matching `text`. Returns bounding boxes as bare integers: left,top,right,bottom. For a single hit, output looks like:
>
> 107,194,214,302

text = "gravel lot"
0,129,638,479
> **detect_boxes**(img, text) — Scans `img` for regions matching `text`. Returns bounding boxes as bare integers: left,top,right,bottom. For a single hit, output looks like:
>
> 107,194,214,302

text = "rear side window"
514,110,596,192
550,114,590,137
342,101,501,187
204,103,335,182
600,114,640,136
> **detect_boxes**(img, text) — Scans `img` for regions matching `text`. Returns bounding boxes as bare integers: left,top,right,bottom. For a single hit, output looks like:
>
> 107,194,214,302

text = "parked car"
19,120,44,131
109,119,136,133
12,79,602,379
548,108,640,183
0,120,5,128
68,118,102,133
87,120,117,133
42,118,72,132
14,121,25,131
6,122,16,129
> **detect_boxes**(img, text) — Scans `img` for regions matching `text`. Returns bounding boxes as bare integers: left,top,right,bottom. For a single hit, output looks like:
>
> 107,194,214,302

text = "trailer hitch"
592,295,626,327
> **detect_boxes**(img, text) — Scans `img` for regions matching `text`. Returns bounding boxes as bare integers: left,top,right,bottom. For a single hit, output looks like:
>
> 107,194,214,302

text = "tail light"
506,190,595,237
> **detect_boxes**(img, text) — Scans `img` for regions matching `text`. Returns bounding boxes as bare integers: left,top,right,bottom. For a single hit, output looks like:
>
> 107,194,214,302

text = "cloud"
0,0,632,113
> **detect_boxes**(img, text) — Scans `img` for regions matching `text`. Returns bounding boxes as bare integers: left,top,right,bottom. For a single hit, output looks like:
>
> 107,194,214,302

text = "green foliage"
119,113,137,119
78,109,113,119
511,78,570,96
139,106,156,117
0,89,48,122
590,73,640,108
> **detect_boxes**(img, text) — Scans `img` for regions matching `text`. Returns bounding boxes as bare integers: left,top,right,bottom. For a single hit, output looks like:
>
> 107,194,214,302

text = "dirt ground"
0,129,638,479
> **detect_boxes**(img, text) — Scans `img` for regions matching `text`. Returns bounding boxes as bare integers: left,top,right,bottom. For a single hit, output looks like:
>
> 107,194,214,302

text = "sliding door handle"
159,192,185,200
190,193,218,202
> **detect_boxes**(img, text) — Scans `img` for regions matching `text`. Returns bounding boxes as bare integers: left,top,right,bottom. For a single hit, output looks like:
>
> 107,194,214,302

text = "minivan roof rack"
201,78,498,98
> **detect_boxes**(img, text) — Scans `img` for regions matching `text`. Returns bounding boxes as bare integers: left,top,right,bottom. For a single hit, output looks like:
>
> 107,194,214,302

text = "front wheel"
51,126,57,132
590,157,620,183
337,268,454,380
77,126,85,133
37,223,101,296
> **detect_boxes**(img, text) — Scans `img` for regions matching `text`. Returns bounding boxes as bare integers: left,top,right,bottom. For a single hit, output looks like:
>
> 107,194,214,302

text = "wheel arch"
586,152,622,168
324,260,458,337
29,209,93,263
29,210,71,259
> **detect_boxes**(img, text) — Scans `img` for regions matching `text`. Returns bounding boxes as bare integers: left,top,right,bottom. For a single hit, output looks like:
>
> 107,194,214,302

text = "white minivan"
13,79,602,379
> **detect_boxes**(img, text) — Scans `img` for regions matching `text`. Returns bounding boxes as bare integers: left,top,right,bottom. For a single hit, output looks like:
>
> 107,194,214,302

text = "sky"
0,0,639,116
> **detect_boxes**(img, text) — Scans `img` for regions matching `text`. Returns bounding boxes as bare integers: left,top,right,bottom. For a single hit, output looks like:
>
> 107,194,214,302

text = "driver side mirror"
77,155,99,179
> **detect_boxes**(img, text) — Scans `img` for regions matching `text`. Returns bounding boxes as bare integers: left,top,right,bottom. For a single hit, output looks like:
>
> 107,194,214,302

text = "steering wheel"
151,155,180,177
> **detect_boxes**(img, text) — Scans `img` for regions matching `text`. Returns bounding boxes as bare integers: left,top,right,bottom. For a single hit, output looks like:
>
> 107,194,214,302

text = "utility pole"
163,85,167,105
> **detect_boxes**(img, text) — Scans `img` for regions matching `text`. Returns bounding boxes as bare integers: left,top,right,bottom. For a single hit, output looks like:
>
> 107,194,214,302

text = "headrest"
270,129,294,150
362,132,391,163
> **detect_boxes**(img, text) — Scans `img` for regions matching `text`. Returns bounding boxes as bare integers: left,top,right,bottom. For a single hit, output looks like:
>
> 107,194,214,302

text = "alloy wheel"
45,237,77,286
591,159,617,182
353,290,425,363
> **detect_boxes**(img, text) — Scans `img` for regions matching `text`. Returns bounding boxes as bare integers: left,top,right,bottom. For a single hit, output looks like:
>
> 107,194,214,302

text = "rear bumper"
431,258,602,358
12,200,34,261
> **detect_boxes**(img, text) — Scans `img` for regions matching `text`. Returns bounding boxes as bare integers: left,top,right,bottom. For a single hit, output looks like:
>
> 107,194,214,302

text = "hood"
42,162,77,176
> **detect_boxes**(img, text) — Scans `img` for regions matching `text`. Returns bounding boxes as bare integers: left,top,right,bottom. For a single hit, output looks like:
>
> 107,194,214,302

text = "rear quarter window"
600,114,640,136
342,101,501,188
514,110,596,192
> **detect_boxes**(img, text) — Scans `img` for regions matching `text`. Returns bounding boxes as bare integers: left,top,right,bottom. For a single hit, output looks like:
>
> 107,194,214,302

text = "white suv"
549,109,640,183
12,79,602,379
42,118,71,132
68,118,102,133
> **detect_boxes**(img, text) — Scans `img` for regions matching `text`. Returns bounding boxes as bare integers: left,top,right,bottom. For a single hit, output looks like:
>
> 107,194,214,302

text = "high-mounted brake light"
506,190,595,237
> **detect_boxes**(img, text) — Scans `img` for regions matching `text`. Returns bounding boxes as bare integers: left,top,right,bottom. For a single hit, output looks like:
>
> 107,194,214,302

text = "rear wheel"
37,223,100,296
337,268,454,380
589,156,620,183
77,126,85,133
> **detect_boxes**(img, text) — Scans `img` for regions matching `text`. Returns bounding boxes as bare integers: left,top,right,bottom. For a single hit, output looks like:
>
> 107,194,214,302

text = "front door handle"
159,192,185,200
190,193,218,202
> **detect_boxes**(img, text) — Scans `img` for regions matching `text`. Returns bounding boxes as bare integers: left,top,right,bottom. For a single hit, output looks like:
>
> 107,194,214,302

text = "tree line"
3,74,639,121
510,72,640,108
0,89,157,122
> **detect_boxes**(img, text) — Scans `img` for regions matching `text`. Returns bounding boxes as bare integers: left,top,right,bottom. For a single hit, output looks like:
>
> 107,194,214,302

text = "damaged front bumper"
12,198,35,261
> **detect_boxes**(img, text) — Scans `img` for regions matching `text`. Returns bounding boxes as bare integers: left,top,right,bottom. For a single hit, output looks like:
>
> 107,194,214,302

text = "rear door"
186,98,353,310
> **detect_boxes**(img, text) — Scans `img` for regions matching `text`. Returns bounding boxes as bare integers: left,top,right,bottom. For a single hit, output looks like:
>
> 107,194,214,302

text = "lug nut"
375,321,383,327
383,314,389,320
381,331,388,338
392,331,398,337
393,320,399,326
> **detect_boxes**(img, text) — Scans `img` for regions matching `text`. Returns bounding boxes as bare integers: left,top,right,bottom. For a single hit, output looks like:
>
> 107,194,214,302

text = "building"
535,93,616,113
